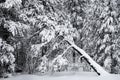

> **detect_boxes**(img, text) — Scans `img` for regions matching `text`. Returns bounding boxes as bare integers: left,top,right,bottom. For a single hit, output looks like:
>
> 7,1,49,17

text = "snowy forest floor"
0,72,120,80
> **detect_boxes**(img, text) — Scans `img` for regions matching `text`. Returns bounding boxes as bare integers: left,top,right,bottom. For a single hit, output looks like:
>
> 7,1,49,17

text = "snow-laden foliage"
52,57,69,72
36,55,48,73
39,20,79,43
104,56,112,73
4,21,30,36
0,38,15,64
0,38,15,74
3,0,22,9
97,0,119,73
40,28,55,43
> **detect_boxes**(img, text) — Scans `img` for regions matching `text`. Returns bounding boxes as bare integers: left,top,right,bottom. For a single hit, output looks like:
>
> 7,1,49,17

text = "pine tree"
83,0,120,73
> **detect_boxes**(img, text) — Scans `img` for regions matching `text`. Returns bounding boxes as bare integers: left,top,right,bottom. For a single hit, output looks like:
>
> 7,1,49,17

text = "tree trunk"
65,40,109,76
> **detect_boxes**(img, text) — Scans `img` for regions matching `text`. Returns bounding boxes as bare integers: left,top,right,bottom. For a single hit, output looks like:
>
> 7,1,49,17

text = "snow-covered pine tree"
96,0,120,73
84,0,120,73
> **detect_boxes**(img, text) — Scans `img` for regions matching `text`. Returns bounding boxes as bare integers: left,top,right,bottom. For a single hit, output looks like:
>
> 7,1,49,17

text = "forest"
0,0,120,78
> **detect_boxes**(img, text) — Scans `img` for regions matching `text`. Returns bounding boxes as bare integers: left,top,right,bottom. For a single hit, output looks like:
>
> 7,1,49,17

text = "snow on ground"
0,72,120,80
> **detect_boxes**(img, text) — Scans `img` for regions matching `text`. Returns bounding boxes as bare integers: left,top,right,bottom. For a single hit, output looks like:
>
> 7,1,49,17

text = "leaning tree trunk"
66,40,109,75
51,39,109,76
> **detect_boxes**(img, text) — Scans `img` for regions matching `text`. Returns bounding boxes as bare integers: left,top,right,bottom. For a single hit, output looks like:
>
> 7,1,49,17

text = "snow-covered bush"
52,57,69,72
104,56,112,73
0,38,15,75
36,56,48,73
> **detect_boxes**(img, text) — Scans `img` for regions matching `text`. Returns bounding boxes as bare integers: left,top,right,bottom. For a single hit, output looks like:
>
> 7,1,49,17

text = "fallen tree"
51,39,109,76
